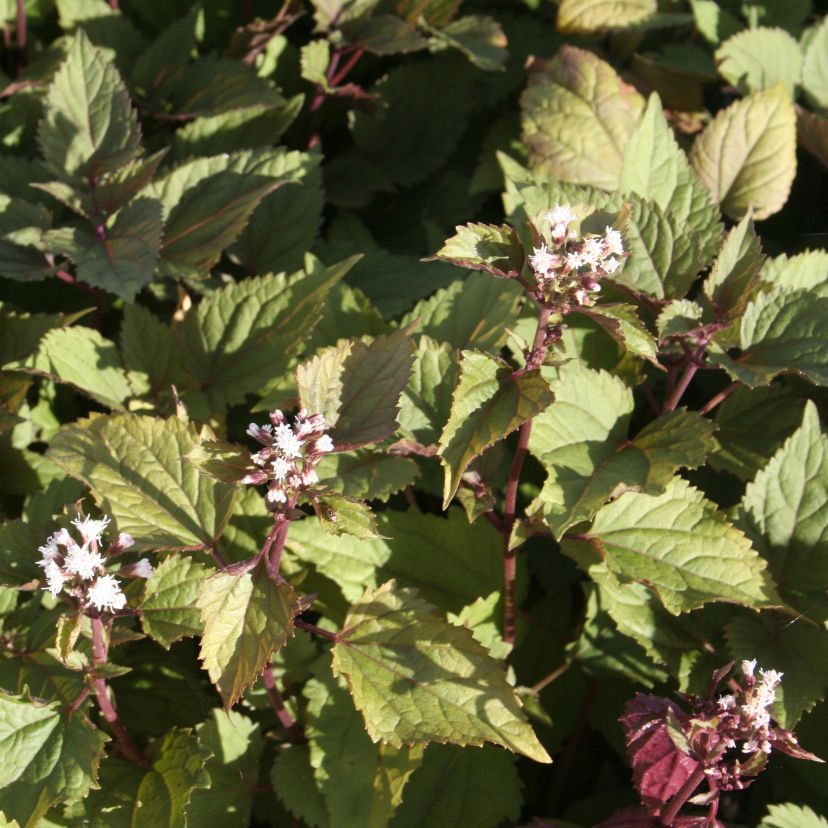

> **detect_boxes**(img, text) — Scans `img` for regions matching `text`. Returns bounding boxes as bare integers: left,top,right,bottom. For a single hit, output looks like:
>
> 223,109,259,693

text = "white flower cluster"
37,514,152,613
243,409,334,510
527,205,624,307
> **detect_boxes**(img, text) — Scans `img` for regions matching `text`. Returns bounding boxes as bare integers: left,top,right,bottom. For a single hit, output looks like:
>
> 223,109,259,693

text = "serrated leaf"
48,196,163,300
521,45,645,190
726,611,828,727
802,17,828,111
16,326,132,410
301,40,330,88
398,336,459,447
197,562,299,707
530,363,715,537
152,149,290,278
710,283,828,387
305,673,422,828
314,493,380,541
402,273,523,352
712,386,807,481
271,744,328,828
187,711,262,828
557,0,657,33
134,728,211,828
120,303,185,399
619,93,722,266
581,477,781,614
656,300,703,340
574,303,658,362
186,439,250,484
0,691,107,826
615,195,709,299
690,83,796,220
390,743,521,828
0,520,44,588
178,255,358,408
141,554,210,649
737,402,828,594
761,249,828,291
287,507,507,611
716,26,803,96
438,351,554,507
427,15,507,71
432,223,524,278
331,580,551,762
316,452,419,501
761,803,828,828
38,29,141,179
343,14,427,56
703,211,763,318
298,328,415,451
48,414,236,551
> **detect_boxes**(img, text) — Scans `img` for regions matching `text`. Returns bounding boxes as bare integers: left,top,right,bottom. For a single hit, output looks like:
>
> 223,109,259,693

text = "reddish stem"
262,663,304,744
295,619,338,641
15,0,25,52
662,362,698,413
659,766,706,826
502,305,551,646
699,380,739,415
90,617,148,767
330,47,364,87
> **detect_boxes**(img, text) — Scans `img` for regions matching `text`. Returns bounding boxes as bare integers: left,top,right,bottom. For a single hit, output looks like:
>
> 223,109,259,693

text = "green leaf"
178,255,358,408
737,402,828,594
47,197,163,300
271,744,328,828
557,0,656,33
619,93,722,265
402,273,523,351
709,283,828,387
530,363,715,537
726,610,828,727
231,149,324,275
141,554,211,649
390,743,521,828
0,691,107,826
716,26,803,96
343,15,427,56
38,29,141,179
802,17,828,111
286,507,507,612
703,211,763,318
300,40,331,88
152,149,291,279
711,385,807,481
689,83,796,220
426,15,507,71
298,328,415,451
120,303,185,399
305,673,422,828
581,477,781,614
438,351,554,508
761,249,828,291
331,580,551,763
690,0,742,45
656,299,703,340
431,223,524,278
134,728,211,828
197,562,299,707
573,303,658,362
0,520,44,588
615,195,710,299
398,336,458,447
316,452,419,501
313,493,380,541
17,326,133,409
187,711,263,828
521,45,646,190
351,57,477,187
48,414,237,551
185,439,250,484
761,804,828,828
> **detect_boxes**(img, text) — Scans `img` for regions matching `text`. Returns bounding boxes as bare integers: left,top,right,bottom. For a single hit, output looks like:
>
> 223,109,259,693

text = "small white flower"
581,237,604,266
546,204,576,227
302,467,319,486
717,695,736,711
246,423,272,443
565,251,584,270
42,559,68,597
272,456,293,482
87,574,127,612
603,257,620,274
314,435,334,454
742,659,757,678
64,544,106,581
53,528,76,550
267,486,287,504
37,534,61,565
132,559,154,579
72,515,111,546
529,243,558,276
604,227,624,256
117,532,135,550
274,424,303,459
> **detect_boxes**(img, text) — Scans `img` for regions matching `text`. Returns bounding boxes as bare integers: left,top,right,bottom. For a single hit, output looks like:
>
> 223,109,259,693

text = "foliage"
0,1,827,826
